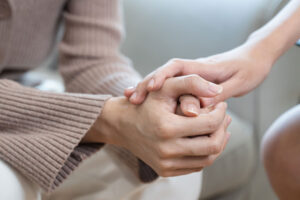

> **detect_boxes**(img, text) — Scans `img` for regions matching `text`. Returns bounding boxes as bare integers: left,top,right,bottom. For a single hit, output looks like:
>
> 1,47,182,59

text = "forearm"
246,0,300,64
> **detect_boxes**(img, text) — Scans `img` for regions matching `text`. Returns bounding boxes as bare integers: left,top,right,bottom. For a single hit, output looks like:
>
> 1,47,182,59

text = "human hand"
125,42,273,107
93,75,231,177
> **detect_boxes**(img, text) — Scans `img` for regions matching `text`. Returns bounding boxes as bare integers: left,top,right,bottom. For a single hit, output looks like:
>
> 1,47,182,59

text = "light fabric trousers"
0,146,202,200
0,159,41,200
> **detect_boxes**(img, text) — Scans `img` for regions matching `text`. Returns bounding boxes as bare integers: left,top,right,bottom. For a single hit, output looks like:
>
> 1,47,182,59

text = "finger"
205,114,232,153
165,114,231,157
160,168,203,177
149,58,222,92
127,60,187,103
166,102,227,138
162,75,223,100
128,73,156,104
149,59,186,91
222,132,231,151
168,132,232,170
124,86,136,98
201,77,241,107
213,117,232,156
179,95,201,117
160,156,213,171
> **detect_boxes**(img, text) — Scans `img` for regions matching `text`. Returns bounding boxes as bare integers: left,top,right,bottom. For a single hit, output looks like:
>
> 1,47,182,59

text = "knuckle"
206,115,219,131
205,156,216,166
157,143,172,158
187,74,199,81
158,160,173,171
156,123,173,139
159,170,171,177
136,82,145,90
169,58,182,65
187,146,199,156
184,75,199,90
208,140,222,154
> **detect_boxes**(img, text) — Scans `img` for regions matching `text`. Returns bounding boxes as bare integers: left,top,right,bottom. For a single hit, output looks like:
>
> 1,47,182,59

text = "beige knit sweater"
0,0,157,193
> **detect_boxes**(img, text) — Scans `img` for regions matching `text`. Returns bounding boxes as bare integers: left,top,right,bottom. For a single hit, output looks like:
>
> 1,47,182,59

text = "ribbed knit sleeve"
58,0,158,187
59,0,142,96
0,79,111,192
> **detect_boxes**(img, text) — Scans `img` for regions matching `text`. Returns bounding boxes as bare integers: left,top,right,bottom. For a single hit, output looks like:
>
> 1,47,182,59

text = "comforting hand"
90,75,231,177
125,42,273,107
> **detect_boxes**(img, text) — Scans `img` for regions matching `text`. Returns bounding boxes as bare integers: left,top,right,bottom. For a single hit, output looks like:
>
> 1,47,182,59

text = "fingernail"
126,86,135,91
148,79,155,89
130,92,137,101
208,82,223,94
187,104,199,116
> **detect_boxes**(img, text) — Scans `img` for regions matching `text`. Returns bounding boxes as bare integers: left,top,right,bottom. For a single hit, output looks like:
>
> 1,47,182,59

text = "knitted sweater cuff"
0,79,111,192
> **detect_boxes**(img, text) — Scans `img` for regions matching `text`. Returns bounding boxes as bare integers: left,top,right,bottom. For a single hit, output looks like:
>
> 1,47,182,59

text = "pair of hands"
89,41,273,177
95,74,231,177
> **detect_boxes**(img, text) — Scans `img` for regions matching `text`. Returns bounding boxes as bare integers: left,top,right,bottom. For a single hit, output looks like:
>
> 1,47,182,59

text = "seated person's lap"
44,145,202,200
0,159,41,200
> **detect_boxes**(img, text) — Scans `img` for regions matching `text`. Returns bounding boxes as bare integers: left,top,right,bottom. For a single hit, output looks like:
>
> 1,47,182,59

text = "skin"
124,0,300,198
262,105,300,200
84,75,231,177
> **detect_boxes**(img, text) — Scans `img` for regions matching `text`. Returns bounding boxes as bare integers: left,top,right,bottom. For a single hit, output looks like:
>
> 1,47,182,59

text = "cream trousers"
0,146,202,200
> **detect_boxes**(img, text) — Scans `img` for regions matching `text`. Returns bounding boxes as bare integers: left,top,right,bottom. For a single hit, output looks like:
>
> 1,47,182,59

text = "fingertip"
215,101,227,109
227,115,232,124
147,78,162,91
129,92,147,105
129,92,138,104
147,79,155,90
124,86,135,97
124,91,132,98
182,107,199,117
180,96,201,117
124,92,130,98
227,132,231,140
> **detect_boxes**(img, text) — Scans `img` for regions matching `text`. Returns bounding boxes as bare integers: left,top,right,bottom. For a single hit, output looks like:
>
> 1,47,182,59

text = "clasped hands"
89,42,272,177
92,74,231,177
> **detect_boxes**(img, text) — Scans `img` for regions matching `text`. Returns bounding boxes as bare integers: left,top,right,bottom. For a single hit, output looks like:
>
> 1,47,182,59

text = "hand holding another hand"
125,42,273,107
90,75,231,177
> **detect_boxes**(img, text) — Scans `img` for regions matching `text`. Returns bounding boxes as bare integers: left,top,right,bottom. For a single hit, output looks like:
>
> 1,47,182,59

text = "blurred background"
34,0,300,199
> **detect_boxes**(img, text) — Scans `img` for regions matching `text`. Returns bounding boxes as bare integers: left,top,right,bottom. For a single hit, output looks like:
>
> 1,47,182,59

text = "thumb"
201,77,240,107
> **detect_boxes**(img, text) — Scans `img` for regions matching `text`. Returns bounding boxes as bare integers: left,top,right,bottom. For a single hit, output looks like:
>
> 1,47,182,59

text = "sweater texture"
0,0,157,193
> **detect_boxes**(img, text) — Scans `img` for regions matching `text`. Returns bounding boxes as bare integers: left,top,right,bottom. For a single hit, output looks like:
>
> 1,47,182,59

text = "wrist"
82,96,128,145
241,36,276,72
245,21,295,68
91,96,133,146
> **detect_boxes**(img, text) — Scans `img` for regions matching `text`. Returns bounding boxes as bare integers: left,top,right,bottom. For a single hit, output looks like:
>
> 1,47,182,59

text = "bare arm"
125,0,300,106
247,0,300,64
